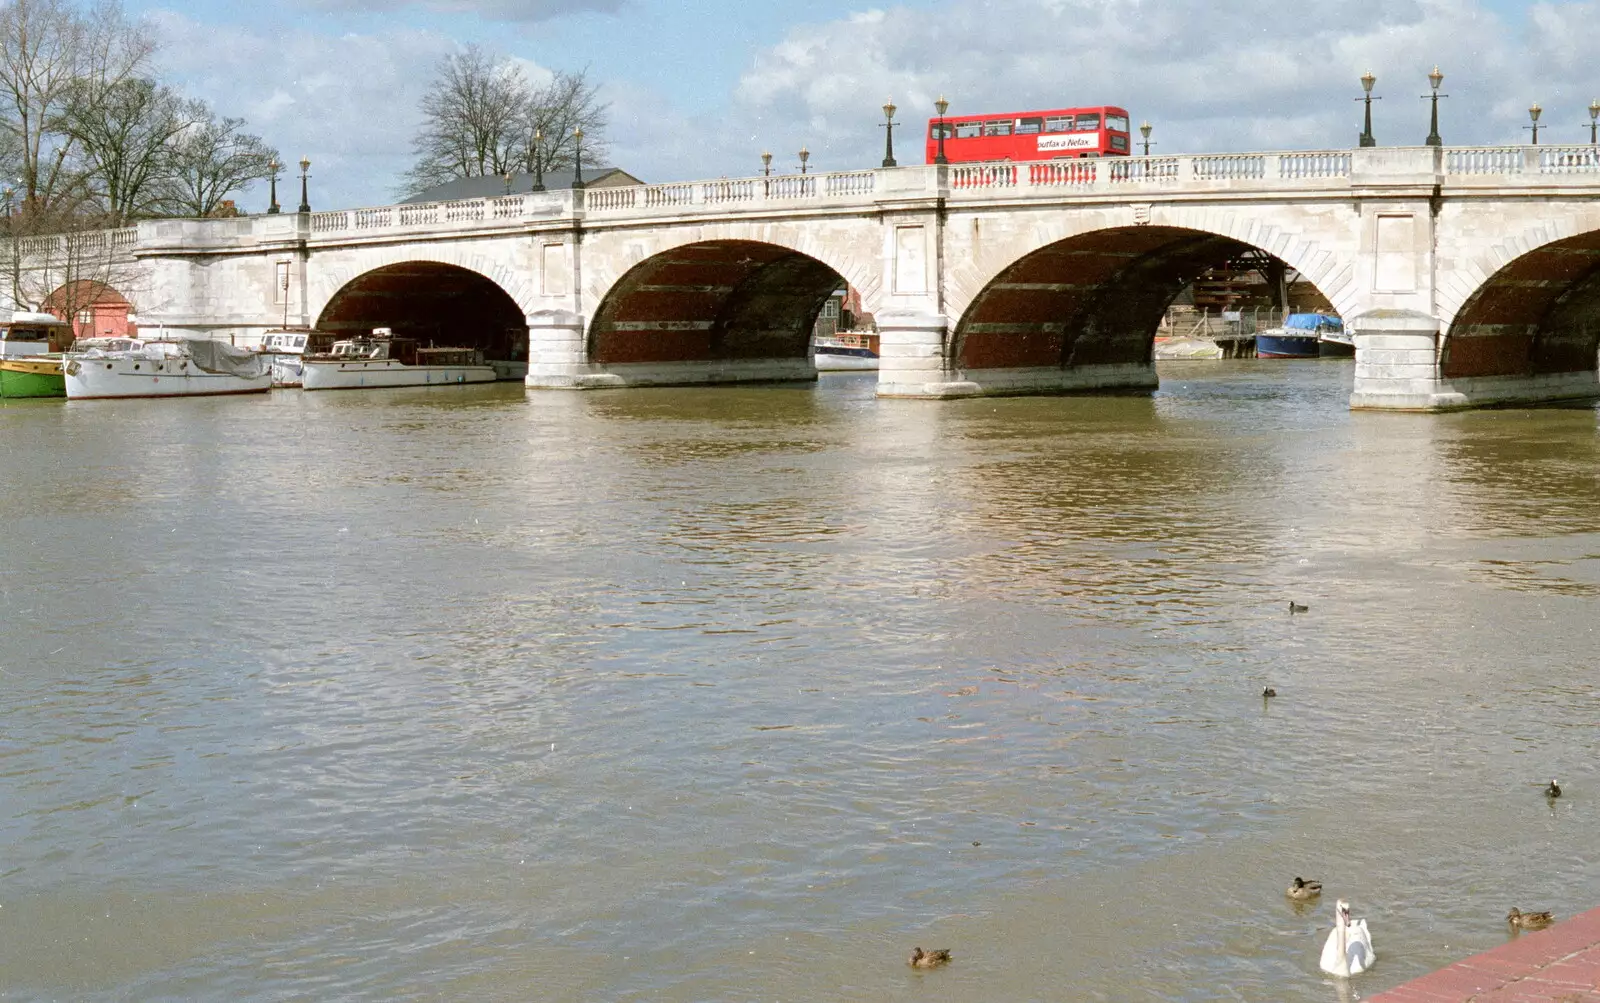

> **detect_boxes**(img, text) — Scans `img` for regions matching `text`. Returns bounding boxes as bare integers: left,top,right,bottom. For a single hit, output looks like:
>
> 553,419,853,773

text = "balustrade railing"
1447,147,1523,174
1539,146,1600,173
1192,154,1266,180
1279,151,1351,178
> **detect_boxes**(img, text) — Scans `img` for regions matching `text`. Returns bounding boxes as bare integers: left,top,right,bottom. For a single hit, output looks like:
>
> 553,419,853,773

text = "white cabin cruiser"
63,339,271,399
300,329,497,391
259,329,312,387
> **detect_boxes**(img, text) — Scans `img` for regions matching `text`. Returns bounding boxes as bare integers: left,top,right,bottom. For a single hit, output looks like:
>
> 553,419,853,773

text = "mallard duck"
1262,686,1278,698
1507,908,1554,930
1320,899,1376,976
1288,601,1309,613
908,947,952,969
1545,779,1561,798
1286,876,1322,900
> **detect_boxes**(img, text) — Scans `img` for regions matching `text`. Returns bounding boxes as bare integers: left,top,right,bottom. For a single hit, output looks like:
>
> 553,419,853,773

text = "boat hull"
268,355,304,387
64,356,271,399
0,358,65,398
814,349,879,371
301,359,498,391
1256,333,1321,359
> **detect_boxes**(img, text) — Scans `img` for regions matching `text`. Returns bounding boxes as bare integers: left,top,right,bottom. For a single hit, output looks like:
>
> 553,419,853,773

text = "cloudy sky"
132,0,1593,209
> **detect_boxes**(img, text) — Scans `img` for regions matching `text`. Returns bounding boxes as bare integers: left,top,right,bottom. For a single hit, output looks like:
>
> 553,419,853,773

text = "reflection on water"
2,362,1598,1001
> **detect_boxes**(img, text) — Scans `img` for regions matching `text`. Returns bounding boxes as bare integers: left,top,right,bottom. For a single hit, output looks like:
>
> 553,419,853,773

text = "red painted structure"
925,106,1132,164
43,280,135,341
1372,904,1600,1001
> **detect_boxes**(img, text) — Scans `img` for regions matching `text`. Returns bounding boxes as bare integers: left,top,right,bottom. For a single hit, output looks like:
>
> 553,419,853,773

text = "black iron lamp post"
1589,100,1600,144
267,158,281,213
1423,66,1446,147
531,129,546,191
798,146,810,174
934,95,950,165
761,150,772,176
297,156,311,213
881,98,898,167
1526,103,1542,144
1357,71,1379,147
503,171,514,194
1139,120,1154,156
571,128,585,190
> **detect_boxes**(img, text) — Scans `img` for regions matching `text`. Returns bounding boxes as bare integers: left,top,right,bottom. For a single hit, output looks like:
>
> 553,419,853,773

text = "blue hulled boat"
1257,313,1345,359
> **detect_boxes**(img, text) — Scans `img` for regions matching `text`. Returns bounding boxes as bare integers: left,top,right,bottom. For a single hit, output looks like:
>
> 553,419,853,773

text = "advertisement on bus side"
1037,134,1101,152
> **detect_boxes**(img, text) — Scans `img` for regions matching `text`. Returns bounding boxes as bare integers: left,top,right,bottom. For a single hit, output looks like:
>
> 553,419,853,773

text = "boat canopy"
185,339,266,378
1283,313,1342,332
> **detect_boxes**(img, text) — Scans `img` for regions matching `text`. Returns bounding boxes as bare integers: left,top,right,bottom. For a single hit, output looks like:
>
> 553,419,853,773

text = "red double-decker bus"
925,106,1132,163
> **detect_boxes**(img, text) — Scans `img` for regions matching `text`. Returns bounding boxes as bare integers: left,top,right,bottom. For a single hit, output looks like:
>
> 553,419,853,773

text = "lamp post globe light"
1139,120,1153,157
1423,66,1446,147
1357,71,1378,148
881,98,898,168
761,150,772,176
531,129,546,191
1527,102,1542,145
798,146,810,174
934,95,950,165
297,156,311,213
1589,100,1600,144
266,158,281,214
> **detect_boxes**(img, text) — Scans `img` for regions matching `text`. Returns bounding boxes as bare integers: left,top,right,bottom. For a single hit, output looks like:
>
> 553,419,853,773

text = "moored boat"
300,329,497,391
1257,313,1344,359
63,339,271,399
813,331,880,371
0,311,75,399
259,329,312,387
0,356,67,398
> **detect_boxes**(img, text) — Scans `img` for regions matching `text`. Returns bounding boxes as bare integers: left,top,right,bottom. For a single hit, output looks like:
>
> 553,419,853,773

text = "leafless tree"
402,46,609,196
159,109,277,217
56,76,193,223
0,0,155,212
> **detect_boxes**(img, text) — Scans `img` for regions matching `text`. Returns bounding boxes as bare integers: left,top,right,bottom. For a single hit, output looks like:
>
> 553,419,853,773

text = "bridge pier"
1349,310,1600,411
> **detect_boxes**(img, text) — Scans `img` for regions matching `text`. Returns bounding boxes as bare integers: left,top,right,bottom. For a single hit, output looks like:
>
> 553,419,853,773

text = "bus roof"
927,106,1128,122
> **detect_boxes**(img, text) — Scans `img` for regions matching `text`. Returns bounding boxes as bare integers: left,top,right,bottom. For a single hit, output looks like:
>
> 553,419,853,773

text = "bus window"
983,120,1013,136
1106,113,1129,133
1074,113,1101,131
955,121,983,139
930,123,955,139
1044,115,1073,133
1016,117,1043,135
1110,134,1129,151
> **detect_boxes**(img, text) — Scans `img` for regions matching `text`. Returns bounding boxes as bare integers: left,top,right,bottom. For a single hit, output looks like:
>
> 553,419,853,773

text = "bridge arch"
313,260,529,364
585,238,853,366
1438,217,1600,379
947,215,1353,372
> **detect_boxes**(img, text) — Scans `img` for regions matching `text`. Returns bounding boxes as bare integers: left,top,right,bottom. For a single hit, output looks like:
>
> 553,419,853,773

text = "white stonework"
7,145,1600,410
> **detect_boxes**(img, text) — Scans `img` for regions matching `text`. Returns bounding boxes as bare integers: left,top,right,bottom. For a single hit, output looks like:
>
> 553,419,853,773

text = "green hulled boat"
0,356,66,398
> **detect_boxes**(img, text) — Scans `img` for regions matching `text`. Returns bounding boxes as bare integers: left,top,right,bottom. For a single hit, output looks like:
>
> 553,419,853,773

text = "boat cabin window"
1044,116,1073,133
983,120,1013,137
294,336,306,348
954,121,982,139
1074,113,1101,132
1105,114,1129,133
1015,117,1043,135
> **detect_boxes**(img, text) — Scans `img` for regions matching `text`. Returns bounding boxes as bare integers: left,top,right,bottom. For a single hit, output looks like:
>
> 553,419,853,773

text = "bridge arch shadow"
587,240,844,366
1442,229,1600,379
950,225,1341,373
316,262,528,364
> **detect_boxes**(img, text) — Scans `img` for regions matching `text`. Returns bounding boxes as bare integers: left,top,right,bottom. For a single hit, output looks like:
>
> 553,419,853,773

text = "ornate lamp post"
297,156,311,213
761,150,772,176
1357,71,1379,147
934,95,950,165
266,158,281,214
880,98,898,167
1423,66,1446,147
1526,103,1542,144
1590,100,1600,144
571,127,585,190
1139,121,1154,156
798,146,810,175
503,171,514,195
531,129,546,191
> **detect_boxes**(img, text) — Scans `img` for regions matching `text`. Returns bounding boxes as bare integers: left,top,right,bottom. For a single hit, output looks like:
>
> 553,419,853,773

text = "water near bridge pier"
3,362,1598,1001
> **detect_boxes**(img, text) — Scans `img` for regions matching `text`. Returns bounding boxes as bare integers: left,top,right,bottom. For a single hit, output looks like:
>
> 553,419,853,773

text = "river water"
2,361,1598,1001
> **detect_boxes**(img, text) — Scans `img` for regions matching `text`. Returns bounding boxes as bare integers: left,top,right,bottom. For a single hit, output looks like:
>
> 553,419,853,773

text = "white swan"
1320,898,1376,976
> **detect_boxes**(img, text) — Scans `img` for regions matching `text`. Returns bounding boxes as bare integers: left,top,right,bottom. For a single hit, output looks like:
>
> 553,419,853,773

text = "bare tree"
514,68,608,178
0,0,155,212
56,76,192,223
160,108,277,217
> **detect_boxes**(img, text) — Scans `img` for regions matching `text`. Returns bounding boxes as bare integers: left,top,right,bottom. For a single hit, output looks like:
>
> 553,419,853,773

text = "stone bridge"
10,143,1600,411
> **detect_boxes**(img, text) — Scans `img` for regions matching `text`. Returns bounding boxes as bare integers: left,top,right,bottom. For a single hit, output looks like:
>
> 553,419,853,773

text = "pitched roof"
400,168,644,204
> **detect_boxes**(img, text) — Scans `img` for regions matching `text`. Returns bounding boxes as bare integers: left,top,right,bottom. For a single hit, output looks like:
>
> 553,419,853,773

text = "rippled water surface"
3,362,1599,1001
